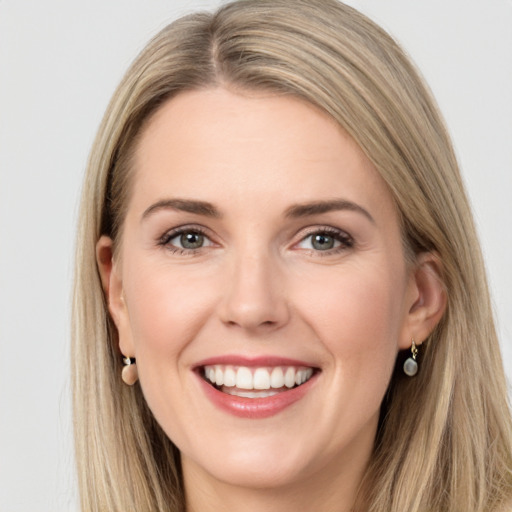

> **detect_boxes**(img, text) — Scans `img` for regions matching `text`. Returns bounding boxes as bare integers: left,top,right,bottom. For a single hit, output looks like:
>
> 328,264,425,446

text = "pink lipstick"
194,355,320,419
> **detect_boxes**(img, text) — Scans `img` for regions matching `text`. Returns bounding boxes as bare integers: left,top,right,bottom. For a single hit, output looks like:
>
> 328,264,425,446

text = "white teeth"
223,388,280,398
215,366,224,386
270,367,284,388
284,367,295,388
223,366,236,387
203,364,315,392
296,368,312,385
253,368,270,389
236,367,253,389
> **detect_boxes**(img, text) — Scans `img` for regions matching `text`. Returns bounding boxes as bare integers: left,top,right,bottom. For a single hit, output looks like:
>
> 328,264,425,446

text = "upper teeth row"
204,365,314,390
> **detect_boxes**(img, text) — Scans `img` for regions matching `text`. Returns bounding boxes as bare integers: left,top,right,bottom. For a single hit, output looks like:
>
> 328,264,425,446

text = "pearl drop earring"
403,339,419,377
122,356,138,385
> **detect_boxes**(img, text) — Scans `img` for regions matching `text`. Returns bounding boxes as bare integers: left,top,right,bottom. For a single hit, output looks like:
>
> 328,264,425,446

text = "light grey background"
0,1,510,510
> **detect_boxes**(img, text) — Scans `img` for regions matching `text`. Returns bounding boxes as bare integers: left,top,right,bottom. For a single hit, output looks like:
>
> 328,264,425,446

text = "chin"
180,423,335,492
187,451,312,490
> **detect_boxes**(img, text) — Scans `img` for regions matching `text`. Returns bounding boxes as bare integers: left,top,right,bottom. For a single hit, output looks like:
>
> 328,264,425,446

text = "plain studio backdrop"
0,1,511,510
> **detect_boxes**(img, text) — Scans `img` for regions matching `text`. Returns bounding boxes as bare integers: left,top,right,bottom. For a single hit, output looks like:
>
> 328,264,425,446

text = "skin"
97,88,446,512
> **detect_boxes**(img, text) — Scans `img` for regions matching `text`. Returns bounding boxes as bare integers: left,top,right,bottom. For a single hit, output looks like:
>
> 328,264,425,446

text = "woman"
72,0,512,510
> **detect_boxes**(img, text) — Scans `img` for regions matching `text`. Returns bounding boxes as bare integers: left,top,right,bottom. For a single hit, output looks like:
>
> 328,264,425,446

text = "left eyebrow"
284,199,375,224
141,198,221,221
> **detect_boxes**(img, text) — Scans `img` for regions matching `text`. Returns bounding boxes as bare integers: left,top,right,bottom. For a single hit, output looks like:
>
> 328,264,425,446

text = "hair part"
73,1,512,510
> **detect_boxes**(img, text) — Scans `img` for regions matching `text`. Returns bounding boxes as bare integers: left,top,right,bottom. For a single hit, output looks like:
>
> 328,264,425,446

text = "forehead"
130,87,395,218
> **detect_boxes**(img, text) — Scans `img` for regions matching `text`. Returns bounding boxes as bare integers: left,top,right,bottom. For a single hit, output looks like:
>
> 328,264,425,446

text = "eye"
309,233,339,251
174,231,206,250
296,228,353,253
159,227,214,253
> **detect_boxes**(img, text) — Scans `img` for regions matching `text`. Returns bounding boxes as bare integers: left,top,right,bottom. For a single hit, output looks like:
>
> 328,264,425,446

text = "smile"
195,356,320,418
203,365,315,398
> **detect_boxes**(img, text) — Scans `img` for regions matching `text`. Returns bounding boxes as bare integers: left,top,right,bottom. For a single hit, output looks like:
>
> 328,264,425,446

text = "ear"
96,235,135,357
399,252,447,350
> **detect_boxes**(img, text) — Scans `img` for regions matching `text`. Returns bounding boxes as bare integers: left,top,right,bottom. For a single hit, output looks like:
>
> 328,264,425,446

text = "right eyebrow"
141,198,221,221
284,199,375,224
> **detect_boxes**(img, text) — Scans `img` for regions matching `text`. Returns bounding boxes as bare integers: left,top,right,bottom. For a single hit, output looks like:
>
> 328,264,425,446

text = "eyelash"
157,225,212,256
296,227,354,256
157,225,354,256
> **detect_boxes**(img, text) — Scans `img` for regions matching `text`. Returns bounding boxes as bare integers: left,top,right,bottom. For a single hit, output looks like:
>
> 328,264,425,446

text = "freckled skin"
107,88,420,510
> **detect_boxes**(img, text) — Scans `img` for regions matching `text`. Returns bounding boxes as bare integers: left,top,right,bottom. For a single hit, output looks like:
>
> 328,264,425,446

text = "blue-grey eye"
311,233,336,250
179,232,205,249
296,229,353,252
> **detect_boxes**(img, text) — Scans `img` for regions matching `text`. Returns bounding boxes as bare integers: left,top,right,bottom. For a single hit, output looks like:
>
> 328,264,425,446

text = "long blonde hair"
72,1,512,510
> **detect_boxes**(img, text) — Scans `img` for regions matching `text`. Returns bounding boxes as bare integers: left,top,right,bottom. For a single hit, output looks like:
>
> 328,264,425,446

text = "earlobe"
400,252,447,349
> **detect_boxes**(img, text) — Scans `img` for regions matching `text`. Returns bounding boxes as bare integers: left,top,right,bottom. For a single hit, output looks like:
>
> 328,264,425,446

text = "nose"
219,250,290,333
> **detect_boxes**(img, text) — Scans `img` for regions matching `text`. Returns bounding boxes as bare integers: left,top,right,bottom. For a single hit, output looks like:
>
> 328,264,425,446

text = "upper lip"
194,354,319,369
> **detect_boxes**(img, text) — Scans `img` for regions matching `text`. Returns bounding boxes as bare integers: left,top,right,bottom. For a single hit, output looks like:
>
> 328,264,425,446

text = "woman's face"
106,88,420,491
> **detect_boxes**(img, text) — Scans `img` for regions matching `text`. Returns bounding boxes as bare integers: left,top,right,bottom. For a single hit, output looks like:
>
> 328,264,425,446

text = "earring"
403,339,419,377
122,356,138,385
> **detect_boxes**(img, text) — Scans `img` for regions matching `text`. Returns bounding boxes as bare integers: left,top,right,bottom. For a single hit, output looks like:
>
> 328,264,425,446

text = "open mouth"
201,365,317,399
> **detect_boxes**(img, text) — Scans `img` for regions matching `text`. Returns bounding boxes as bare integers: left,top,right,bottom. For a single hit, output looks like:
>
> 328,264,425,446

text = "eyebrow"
284,199,375,223
142,199,221,220
141,197,374,223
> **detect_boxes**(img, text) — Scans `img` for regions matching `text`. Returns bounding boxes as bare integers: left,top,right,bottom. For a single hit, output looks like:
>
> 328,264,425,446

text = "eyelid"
158,224,216,250
156,223,353,255
292,225,354,253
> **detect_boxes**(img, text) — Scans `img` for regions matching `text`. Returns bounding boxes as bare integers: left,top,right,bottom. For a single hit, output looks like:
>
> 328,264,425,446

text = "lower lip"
196,372,319,419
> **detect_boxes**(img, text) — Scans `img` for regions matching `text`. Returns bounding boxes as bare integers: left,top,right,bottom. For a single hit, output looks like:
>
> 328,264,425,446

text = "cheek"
298,260,406,374
119,262,220,438
120,261,218,434
123,261,216,356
